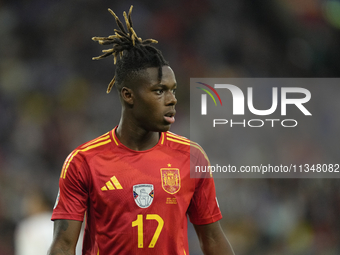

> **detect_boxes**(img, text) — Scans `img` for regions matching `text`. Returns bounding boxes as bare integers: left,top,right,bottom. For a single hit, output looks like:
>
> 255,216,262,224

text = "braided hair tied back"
92,6,169,93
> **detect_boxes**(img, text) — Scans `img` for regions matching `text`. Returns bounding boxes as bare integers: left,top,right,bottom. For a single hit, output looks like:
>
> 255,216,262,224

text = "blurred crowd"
1,0,340,254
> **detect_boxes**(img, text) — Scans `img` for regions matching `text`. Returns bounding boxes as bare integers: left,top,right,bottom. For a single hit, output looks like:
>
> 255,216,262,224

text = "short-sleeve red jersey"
52,127,222,255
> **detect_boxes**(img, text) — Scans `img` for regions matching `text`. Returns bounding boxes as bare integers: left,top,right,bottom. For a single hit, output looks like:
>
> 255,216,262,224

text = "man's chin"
156,123,172,133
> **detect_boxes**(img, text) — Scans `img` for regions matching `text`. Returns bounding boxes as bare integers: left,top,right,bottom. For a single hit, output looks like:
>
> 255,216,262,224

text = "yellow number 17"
132,214,164,248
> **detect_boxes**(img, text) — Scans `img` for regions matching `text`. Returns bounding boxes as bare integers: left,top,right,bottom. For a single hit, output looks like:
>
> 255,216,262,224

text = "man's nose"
166,91,177,106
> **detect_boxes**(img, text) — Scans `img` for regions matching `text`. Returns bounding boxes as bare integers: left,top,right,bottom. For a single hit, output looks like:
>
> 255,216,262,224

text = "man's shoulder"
78,131,113,149
164,131,192,148
68,131,114,159
60,131,114,179
164,131,207,157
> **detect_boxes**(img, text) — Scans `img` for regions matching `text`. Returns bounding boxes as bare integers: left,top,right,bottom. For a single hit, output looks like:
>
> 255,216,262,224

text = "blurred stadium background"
1,0,340,254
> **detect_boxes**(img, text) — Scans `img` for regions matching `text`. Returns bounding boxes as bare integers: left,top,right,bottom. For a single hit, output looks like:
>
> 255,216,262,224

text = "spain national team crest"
133,184,154,208
161,168,181,194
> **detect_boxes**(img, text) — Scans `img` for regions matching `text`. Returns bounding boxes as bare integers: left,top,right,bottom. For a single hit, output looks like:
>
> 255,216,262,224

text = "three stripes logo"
101,176,123,191
196,82,223,115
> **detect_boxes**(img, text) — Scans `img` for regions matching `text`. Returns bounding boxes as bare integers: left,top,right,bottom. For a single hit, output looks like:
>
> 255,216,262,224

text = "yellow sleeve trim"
166,132,190,143
166,137,210,165
60,151,75,178
61,139,111,179
166,137,191,146
81,134,110,148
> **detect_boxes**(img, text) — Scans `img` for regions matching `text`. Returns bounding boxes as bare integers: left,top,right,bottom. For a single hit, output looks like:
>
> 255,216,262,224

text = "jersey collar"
110,126,165,151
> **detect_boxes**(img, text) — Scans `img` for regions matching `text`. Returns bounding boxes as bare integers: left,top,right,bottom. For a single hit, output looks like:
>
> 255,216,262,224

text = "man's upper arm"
48,219,82,255
194,221,235,255
188,146,222,224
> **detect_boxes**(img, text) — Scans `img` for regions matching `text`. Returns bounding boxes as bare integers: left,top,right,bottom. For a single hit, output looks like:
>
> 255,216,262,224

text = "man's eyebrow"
156,83,177,88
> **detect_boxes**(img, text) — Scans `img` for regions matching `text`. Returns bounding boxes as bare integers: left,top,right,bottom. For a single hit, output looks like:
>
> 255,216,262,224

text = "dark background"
1,0,340,254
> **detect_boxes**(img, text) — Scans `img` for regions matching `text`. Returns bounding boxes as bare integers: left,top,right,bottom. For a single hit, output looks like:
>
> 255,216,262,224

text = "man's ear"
120,87,134,105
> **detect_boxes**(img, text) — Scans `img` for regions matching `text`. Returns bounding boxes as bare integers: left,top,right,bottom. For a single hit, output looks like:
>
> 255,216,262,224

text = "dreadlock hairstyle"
92,5,169,94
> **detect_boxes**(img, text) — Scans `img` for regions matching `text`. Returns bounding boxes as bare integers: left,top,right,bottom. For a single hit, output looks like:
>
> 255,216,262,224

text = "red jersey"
52,127,222,255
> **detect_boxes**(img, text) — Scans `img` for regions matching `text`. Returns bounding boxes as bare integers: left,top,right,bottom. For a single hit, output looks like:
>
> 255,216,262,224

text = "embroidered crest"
161,168,181,194
133,184,154,208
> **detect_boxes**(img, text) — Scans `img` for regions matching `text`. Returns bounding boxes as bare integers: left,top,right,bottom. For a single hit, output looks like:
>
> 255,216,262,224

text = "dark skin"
194,221,235,255
116,66,178,151
48,220,81,255
48,66,235,255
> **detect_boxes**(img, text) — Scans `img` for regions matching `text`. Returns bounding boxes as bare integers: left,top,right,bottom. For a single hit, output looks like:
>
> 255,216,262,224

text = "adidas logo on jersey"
101,176,123,191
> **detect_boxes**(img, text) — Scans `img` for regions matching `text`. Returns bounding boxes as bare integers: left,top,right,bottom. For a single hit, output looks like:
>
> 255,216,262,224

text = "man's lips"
164,111,176,124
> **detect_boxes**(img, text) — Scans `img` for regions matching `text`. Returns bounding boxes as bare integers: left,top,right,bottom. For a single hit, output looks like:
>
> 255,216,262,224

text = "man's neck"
115,121,160,151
